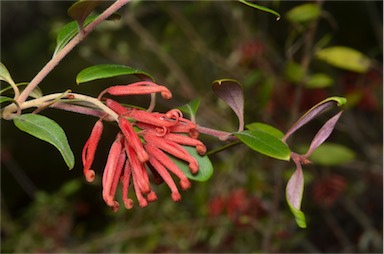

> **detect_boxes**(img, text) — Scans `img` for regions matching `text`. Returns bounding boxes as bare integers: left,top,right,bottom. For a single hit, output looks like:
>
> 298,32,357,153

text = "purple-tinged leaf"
283,96,346,142
286,154,307,228
212,79,244,132
286,156,304,210
284,101,333,142
305,111,343,157
68,0,101,28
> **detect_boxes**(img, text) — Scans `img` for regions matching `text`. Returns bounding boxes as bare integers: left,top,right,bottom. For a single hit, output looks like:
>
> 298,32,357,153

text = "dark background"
1,1,382,252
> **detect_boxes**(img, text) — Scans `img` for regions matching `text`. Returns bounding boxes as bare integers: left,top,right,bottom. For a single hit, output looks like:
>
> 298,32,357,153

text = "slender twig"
1,0,130,117
8,79,20,100
2,92,119,121
51,102,109,119
261,162,284,252
288,1,323,125
124,10,196,99
321,208,354,252
197,125,236,141
206,141,241,156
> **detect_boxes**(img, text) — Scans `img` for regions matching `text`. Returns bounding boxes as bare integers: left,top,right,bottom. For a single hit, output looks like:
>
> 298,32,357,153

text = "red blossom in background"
208,188,267,227
312,174,347,208
82,81,207,211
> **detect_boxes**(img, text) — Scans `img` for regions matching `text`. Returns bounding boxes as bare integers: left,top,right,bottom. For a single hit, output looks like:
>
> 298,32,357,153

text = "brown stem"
14,0,130,105
124,9,196,99
289,1,324,125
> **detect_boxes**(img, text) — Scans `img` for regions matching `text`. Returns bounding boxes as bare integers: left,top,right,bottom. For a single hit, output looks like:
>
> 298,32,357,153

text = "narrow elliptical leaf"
0,62,15,85
0,96,14,104
13,114,75,169
53,15,97,56
53,13,120,56
304,111,343,157
286,157,307,228
76,64,154,84
212,79,244,132
308,143,355,166
67,0,101,28
246,122,284,139
283,96,346,141
178,98,201,121
238,0,281,20
316,46,371,73
286,3,320,24
234,130,290,161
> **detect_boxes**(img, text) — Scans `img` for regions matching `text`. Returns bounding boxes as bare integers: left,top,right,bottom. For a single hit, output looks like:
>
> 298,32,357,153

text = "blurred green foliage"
1,1,382,252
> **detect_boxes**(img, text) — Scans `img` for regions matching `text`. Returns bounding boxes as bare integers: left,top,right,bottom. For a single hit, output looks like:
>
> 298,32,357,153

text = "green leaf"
0,62,15,85
305,73,333,88
234,130,290,161
316,46,371,73
286,166,307,228
286,3,321,24
76,64,154,84
18,82,43,99
53,15,97,56
13,114,75,169
284,61,305,83
309,142,355,166
239,0,281,20
178,98,201,119
171,146,214,182
67,0,101,28
287,197,307,228
0,82,43,99
246,122,284,139
0,96,14,104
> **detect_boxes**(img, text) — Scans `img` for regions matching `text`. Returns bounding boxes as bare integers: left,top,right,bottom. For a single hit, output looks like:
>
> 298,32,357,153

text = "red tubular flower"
145,143,191,191
119,116,149,163
162,133,207,155
102,133,124,211
124,108,184,129
125,143,151,195
105,98,129,115
147,154,182,202
82,119,103,182
121,162,134,209
101,81,172,100
108,148,126,207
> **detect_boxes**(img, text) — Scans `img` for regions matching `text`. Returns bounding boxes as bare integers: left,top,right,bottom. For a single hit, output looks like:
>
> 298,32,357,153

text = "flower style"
82,81,207,211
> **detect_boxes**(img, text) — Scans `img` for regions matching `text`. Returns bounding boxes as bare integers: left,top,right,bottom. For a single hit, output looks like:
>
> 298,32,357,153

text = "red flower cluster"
82,81,207,211
208,189,267,227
